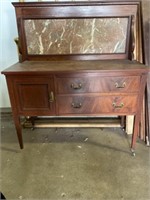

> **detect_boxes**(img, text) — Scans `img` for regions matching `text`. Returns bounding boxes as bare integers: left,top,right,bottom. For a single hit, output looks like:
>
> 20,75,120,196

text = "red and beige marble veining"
24,18,128,55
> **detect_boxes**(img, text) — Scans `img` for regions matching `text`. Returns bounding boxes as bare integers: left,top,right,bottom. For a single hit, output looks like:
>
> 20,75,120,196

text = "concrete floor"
0,113,150,200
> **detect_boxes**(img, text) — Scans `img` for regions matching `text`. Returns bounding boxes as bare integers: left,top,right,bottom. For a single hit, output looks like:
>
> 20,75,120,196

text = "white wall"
0,0,18,108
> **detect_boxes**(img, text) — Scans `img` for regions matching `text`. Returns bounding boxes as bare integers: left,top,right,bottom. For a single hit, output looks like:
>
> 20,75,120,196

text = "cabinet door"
14,77,55,115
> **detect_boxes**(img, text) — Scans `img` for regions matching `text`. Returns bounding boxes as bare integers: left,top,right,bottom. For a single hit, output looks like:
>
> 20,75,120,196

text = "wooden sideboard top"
2,60,149,75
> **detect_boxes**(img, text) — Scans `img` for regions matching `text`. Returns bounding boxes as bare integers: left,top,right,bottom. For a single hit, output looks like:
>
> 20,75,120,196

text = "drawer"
57,95,138,115
56,76,140,94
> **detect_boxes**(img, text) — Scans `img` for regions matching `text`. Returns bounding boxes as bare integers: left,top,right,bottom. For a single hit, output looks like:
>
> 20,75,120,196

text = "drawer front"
57,95,138,115
56,76,140,94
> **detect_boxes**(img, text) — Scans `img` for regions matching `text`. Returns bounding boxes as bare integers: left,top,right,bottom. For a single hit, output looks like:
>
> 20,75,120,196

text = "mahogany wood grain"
2,60,148,74
5,77,24,149
56,76,140,94
12,77,55,116
57,95,138,115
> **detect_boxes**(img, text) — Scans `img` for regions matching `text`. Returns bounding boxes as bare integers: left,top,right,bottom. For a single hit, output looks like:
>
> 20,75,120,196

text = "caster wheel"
131,149,136,156
132,152,136,156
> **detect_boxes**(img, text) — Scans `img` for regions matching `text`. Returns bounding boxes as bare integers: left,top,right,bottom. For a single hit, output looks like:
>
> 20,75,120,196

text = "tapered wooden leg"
14,116,23,149
131,115,140,155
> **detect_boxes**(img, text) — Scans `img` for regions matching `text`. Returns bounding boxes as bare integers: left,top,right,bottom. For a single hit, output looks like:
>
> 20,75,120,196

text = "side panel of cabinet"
13,76,55,116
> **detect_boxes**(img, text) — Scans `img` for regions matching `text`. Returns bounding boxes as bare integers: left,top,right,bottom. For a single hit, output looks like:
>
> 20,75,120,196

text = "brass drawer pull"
71,103,82,108
112,102,124,109
49,91,54,103
115,82,126,88
71,83,82,89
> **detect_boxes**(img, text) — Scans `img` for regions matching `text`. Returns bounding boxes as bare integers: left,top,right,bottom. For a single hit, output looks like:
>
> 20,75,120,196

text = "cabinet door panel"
18,84,49,110
14,77,55,115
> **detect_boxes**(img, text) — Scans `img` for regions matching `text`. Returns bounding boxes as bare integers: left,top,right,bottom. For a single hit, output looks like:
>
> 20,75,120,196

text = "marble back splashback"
24,18,128,55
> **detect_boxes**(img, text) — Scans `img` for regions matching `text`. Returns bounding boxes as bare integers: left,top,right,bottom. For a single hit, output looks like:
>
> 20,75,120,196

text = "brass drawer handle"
112,102,124,109
71,103,82,108
115,82,126,88
49,91,54,103
71,83,82,89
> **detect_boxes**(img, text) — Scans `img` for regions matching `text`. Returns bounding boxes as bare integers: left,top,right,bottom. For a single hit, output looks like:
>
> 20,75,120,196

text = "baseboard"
0,107,12,113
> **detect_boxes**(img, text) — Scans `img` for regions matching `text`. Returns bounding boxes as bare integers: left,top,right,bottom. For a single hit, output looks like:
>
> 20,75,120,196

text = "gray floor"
1,113,150,200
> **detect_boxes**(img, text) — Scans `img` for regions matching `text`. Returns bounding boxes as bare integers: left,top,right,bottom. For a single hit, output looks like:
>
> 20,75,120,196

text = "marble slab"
24,18,128,55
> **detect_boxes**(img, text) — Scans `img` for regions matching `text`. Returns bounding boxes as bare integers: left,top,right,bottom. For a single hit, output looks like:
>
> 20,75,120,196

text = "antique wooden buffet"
1,1,149,155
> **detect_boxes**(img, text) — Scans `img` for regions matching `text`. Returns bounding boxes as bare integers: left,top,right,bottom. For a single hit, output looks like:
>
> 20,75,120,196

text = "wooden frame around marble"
13,1,140,62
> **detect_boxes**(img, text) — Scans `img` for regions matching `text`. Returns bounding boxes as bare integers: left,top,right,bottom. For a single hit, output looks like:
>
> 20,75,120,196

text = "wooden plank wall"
141,0,150,144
